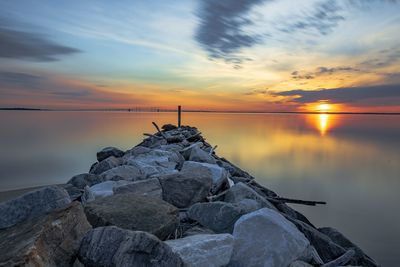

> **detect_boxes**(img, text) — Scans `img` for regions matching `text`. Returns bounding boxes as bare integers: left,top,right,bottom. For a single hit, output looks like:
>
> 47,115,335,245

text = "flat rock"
0,185,71,229
224,182,276,210
113,178,162,198
183,225,215,237
229,208,310,267
97,146,124,162
84,193,179,240
289,261,314,267
90,156,122,175
189,145,217,164
158,169,213,208
79,226,185,267
67,173,103,189
165,234,234,267
88,180,133,198
0,202,91,267
180,142,203,159
61,183,82,201
99,165,144,181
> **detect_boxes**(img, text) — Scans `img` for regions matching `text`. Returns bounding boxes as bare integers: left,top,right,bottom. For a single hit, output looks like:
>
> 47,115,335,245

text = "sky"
0,0,400,112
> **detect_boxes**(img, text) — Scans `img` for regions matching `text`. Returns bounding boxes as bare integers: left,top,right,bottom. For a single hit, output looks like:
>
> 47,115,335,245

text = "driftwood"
321,249,355,267
143,133,163,139
152,122,167,139
186,132,202,142
209,145,218,155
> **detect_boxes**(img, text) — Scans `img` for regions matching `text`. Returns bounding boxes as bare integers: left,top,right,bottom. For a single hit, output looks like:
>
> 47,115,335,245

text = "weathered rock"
78,226,185,267
180,142,203,159
183,225,215,237
125,145,152,157
84,194,179,240
113,178,162,198
67,173,103,189
61,183,82,201
162,123,177,131
289,261,314,267
165,234,234,267
88,180,133,198
217,158,252,179
97,146,124,162
99,165,144,181
182,161,229,194
0,185,71,229
0,202,91,267
229,208,310,267
189,145,217,164
159,169,213,208
187,200,261,233
224,182,276,210
90,156,122,175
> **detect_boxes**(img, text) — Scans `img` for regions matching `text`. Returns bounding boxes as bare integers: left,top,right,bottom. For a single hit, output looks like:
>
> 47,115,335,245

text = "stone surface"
224,182,276,210
229,208,310,267
165,234,234,267
61,183,82,201
289,261,314,267
90,156,122,175
97,146,124,162
79,226,185,267
180,142,203,159
84,193,179,240
88,180,133,198
0,185,71,229
183,225,215,237
189,145,217,164
99,165,144,181
113,178,162,198
159,169,212,208
0,202,91,267
67,173,103,189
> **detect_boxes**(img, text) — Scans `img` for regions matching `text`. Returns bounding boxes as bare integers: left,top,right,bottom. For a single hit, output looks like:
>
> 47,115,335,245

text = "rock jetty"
0,124,379,267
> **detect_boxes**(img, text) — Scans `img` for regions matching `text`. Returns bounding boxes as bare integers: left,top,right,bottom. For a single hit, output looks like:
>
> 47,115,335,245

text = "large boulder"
0,186,71,229
224,182,276,210
158,169,213,208
90,156,122,175
97,147,124,162
67,173,103,189
88,180,133,198
165,234,234,267
61,183,82,201
189,145,217,164
180,142,203,159
182,161,229,194
229,208,310,267
0,202,91,267
187,200,261,233
99,165,144,181
84,194,179,240
78,226,185,267
113,178,162,199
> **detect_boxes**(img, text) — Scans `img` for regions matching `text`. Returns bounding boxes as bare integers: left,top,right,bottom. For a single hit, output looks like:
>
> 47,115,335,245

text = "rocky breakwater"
0,124,380,267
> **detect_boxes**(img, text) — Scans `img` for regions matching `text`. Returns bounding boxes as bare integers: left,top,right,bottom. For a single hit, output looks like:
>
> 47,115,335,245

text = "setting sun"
317,103,331,113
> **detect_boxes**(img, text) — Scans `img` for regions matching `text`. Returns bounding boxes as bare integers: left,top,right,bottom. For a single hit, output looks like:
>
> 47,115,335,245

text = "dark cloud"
274,84,400,103
291,66,359,80
0,71,44,88
0,23,80,61
195,0,269,64
244,88,269,95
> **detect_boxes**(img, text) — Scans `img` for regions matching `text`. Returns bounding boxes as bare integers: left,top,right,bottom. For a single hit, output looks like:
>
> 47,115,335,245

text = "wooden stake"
178,105,181,127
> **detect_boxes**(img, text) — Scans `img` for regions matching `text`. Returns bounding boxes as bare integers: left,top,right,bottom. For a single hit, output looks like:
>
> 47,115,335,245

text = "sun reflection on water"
318,113,329,135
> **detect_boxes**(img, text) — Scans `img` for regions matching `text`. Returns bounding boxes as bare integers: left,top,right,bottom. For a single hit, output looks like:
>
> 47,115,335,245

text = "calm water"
0,111,399,265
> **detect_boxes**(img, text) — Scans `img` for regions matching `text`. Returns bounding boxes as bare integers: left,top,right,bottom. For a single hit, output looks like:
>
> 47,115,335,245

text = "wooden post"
178,105,181,127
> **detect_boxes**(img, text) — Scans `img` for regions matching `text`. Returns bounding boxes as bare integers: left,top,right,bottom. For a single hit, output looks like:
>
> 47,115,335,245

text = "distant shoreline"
1,107,400,115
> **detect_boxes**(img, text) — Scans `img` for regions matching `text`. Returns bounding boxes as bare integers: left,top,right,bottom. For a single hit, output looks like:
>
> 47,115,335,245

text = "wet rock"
99,165,144,181
189,145,217,164
0,185,71,229
88,180,133,198
229,208,310,267
78,226,185,267
97,146,124,162
0,202,91,267
159,169,212,208
224,182,276,210
84,194,179,240
67,173,103,189
61,183,82,201
165,234,234,267
113,178,162,198
90,156,122,175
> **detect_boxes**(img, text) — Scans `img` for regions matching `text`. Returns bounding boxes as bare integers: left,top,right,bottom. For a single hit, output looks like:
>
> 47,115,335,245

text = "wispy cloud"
291,66,360,80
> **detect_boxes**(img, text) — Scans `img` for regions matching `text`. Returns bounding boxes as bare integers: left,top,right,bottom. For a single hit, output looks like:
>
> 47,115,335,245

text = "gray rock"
97,146,124,162
289,261,314,267
229,208,310,267
224,182,276,210
61,183,82,201
189,145,217,164
159,169,212,208
0,202,91,267
90,156,122,175
162,123,177,131
78,226,185,267
182,161,229,194
180,142,203,159
113,178,162,199
0,185,71,229
99,165,144,181
88,180,133,198
183,225,215,237
67,173,103,189
84,194,179,240
187,200,260,233
125,145,152,157
165,234,234,267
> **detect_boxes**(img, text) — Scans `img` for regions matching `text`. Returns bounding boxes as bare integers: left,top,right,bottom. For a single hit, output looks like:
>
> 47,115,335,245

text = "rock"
84,194,179,240
289,261,314,267
229,208,310,267
180,142,203,159
0,202,91,267
125,145,152,157
113,178,162,198
189,145,217,164
99,165,144,181
165,234,234,267
78,226,185,267
67,173,103,189
90,156,122,175
61,183,82,201
81,186,95,205
159,169,213,208
183,225,215,237
162,124,177,131
88,180,133,198
182,161,229,194
224,182,276,210
187,200,261,233
72,258,85,267
97,146,124,162
217,158,252,179
0,186,71,229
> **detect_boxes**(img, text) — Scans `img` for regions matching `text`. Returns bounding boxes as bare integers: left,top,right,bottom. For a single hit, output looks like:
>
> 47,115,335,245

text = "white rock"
88,180,133,198
113,178,163,199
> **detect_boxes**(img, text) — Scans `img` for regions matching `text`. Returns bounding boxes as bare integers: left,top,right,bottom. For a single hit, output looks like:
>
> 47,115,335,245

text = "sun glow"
318,114,329,135
317,103,331,113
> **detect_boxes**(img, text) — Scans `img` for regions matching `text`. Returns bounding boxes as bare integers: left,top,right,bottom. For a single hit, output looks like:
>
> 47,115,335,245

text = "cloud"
0,71,44,88
195,0,269,63
274,84,400,103
244,88,269,95
0,21,80,61
291,66,359,80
